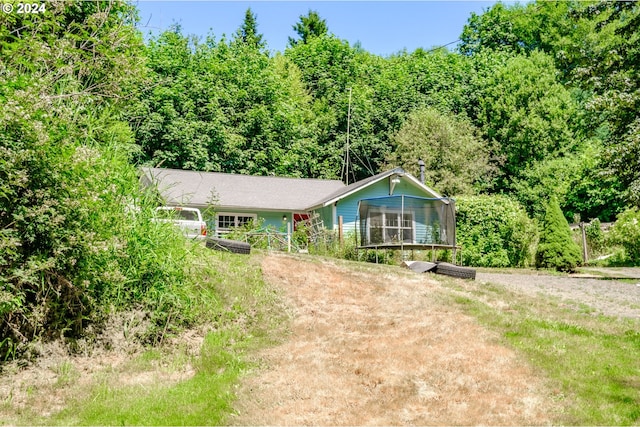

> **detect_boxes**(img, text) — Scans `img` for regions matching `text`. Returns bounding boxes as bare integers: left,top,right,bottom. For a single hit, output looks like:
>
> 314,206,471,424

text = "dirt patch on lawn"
231,254,562,425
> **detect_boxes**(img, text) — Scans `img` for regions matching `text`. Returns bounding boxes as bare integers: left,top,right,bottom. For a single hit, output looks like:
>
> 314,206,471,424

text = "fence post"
401,194,405,256
287,221,292,253
338,215,344,246
580,221,588,263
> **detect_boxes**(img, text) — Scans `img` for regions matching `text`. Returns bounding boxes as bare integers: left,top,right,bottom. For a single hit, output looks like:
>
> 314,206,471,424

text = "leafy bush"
608,207,640,264
455,195,537,267
0,103,199,359
535,198,582,271
0,3,199,361
585,218,606,255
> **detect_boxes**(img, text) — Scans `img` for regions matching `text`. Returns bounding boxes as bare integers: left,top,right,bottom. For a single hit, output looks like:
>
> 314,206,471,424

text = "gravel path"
476,271,640,319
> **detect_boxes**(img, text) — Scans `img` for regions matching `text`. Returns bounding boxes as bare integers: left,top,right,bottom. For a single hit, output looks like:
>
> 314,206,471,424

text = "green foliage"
508,145,625,222
0,1,198,361
288,10,328,47
608,208,640,264
133,28,318,177
584,219,605,255
459,2,531,55
570,2,640,207
235,7,265,50
43,249,281,426
468,51,579,186
455,196,537,267
535,198,582,272
460,0,640,209
285,35,381,180
387,107,494,195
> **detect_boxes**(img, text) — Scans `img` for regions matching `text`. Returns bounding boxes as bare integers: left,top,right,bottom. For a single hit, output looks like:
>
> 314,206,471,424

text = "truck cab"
154,206,207,240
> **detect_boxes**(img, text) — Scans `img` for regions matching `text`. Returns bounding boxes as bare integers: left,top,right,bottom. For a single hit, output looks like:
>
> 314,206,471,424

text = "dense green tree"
234,7,265,50
459,2,531,55
460,1,639,209
133,26,318,177
288,10,328,47
467,50,579,187
609,208,640,263
459,1,592,80
510,142,625,222
386,107,493,196
285,35,381,180
571,2,640,206
535,197,582,272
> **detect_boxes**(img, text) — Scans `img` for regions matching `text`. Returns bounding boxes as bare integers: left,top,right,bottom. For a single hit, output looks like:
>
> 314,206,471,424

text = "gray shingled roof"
142,168,345,211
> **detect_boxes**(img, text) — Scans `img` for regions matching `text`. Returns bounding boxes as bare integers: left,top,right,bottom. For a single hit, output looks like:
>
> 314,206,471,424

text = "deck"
357,243,462,263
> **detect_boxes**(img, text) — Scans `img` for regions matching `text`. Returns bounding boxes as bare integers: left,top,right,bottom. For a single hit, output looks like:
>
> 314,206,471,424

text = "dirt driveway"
230,254,562,425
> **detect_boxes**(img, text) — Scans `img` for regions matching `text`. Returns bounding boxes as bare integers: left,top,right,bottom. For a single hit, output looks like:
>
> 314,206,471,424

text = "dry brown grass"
231,254,562,425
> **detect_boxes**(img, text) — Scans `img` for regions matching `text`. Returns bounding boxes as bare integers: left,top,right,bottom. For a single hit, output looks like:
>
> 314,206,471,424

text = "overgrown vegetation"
1,248,284,425
0,1,200,361
455,195,537,268
608,208,640,264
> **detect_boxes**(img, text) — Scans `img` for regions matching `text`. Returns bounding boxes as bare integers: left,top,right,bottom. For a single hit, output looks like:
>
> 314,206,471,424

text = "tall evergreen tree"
235,8,265,49
535,197,582,272
288,10,328,47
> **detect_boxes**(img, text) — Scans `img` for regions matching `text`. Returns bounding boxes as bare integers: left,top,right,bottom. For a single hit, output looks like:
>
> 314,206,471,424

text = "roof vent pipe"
418,159,425,184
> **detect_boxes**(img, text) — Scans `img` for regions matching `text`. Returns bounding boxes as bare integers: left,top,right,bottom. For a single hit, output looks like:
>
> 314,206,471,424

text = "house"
141,167,456,250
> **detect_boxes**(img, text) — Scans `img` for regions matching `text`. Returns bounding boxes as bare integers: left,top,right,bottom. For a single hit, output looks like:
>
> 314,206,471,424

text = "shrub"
535,197,582,272
455,195,537,267
608,207,640,264
585,218,606,255
0,108,197,359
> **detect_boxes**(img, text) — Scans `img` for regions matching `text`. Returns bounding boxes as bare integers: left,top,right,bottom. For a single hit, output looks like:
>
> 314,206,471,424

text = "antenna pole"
345,87,352,185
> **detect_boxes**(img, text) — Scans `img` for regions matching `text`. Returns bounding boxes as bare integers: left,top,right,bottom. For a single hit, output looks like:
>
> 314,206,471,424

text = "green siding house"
141,167,455,248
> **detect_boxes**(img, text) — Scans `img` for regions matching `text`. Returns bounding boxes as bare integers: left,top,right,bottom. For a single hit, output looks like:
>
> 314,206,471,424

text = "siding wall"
194,207,291,235
320,177,433,236
316,205,335,230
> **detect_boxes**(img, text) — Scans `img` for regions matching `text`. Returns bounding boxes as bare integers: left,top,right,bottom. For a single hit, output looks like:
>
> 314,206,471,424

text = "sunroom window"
367,209,414,244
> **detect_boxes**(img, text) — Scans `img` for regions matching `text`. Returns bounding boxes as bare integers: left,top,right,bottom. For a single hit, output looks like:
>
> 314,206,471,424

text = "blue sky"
133,1,498,56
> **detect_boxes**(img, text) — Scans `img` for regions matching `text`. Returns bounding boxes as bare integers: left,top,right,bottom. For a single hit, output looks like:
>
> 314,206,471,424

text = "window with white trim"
367,209,414,244
216,213,257,234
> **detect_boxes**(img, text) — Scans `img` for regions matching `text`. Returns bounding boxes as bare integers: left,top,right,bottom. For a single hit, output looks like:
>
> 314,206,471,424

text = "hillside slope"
231,254,561,425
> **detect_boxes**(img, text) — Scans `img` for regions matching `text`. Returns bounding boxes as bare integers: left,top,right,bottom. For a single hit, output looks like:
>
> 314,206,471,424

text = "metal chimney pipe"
418,159,425,184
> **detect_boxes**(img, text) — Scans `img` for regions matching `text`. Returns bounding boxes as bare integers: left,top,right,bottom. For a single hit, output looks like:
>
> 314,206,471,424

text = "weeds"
6,248,286,426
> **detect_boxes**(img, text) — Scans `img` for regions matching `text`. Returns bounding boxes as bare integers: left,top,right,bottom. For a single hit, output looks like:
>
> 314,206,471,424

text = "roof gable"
305,167,445,209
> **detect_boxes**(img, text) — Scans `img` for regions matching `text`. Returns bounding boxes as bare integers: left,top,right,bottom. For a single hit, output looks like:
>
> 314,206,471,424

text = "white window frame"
216,212,257,235
366,208,415,244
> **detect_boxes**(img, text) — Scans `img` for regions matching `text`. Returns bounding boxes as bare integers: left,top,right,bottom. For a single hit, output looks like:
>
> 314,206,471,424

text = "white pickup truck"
154,206,207,240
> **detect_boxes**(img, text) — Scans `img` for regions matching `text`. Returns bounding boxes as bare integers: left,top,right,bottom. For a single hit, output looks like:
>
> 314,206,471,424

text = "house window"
367,209,414,244
216,213,257,234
